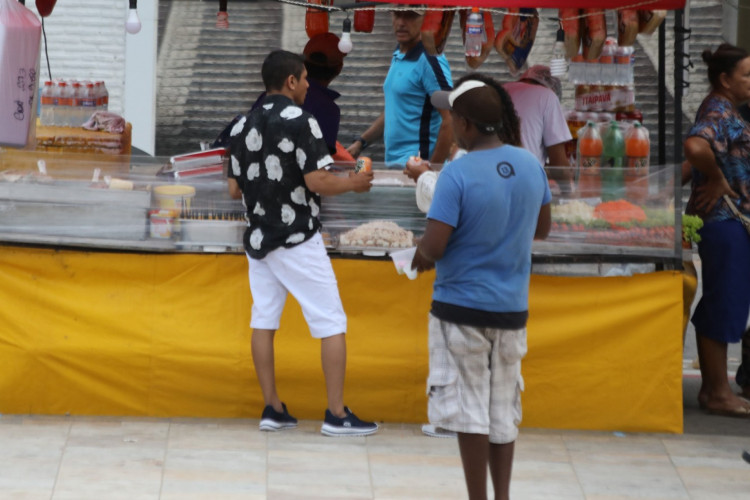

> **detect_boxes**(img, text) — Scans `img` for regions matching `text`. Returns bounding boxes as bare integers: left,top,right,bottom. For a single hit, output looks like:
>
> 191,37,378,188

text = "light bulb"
338,18,353,54
126,0,141,35
550,27,567,77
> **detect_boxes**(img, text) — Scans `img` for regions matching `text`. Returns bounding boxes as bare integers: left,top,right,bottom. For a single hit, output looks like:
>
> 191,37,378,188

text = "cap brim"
431,90,452,110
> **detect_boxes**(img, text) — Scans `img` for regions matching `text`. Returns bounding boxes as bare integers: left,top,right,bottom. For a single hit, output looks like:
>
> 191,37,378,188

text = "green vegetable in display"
682,214,703,244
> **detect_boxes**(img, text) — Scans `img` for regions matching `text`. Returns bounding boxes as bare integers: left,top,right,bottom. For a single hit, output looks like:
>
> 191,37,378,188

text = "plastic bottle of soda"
40,81,55,126
464,7,484,57
96,81,109,111
599,37,617,85
576,121,603,198
624,122,650,203
601,121,625,201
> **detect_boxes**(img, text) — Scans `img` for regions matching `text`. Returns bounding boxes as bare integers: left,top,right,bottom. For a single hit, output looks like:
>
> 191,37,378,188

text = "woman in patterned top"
684,43,750,418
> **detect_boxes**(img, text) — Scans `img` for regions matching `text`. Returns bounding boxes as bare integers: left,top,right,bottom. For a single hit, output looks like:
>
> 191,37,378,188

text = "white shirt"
503,81,572,165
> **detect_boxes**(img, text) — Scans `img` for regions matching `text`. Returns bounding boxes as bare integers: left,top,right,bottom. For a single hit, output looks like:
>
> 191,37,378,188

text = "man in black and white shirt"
228,50,377,436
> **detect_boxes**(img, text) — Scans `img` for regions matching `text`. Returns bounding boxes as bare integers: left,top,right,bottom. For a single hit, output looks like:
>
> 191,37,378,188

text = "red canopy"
374,1,686,9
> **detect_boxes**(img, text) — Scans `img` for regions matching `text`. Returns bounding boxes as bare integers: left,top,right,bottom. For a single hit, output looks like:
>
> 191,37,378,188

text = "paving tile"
53,444,165,499
674,463,750,500
167,418,264,451
161,448,266,497
571,461,689,499
65,417,169,449
511,460,584,499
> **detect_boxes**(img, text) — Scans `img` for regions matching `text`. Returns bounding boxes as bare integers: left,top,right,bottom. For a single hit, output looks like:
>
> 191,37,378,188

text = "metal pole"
658,20,666,166
673,9,686,268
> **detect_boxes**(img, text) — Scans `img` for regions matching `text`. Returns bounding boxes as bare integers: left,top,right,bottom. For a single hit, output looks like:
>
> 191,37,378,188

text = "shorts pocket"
499,329,527,364
426,366,459,424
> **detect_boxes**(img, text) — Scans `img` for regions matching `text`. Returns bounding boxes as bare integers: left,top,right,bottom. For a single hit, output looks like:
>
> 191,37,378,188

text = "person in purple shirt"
213,33,346,155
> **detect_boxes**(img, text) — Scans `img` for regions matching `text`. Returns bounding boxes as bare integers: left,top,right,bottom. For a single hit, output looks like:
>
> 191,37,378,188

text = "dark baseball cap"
431,80,503,133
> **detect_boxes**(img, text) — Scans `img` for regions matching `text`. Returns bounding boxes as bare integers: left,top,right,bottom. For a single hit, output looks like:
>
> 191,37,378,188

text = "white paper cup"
390,247,417,279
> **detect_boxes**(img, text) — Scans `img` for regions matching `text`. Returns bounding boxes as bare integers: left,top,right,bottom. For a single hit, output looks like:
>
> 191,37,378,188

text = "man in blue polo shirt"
347,8,453,168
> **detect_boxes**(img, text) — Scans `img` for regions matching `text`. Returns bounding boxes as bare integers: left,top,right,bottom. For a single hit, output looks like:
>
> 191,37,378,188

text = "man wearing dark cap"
298,32,347,156
410,75,551,500
347,7,453,168
214,34,348,157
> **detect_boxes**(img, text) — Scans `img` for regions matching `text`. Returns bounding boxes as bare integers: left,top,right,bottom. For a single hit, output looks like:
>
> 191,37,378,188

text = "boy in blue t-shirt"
411,75,551,500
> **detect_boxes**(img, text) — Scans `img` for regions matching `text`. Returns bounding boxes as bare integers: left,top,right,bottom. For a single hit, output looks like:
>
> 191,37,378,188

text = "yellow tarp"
0,245,683,432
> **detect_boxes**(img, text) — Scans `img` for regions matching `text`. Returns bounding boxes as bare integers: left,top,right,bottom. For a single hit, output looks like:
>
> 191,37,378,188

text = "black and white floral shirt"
229,94,333,259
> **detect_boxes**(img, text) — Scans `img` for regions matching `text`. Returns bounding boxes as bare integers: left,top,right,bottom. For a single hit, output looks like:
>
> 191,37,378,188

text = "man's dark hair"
262,50,305,92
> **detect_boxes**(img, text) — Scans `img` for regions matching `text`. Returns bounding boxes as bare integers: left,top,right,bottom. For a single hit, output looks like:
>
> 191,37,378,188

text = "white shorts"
247,233,346,338
426,313,527,444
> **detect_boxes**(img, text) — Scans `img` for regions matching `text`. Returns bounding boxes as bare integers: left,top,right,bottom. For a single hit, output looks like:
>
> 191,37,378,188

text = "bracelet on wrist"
356,136,368,150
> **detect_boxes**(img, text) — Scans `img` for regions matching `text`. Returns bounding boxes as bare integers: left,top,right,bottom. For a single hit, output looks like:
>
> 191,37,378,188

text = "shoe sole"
320,423,378,437
421,424,456,438
259,420,298,432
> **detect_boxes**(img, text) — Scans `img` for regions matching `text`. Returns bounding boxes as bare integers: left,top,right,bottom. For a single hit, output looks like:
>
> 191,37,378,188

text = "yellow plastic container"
153,185,195,212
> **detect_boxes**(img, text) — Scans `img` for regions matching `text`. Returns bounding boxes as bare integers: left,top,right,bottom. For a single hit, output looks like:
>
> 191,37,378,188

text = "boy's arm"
412,219,454,272
534,203,551,240
228,178,242,199
304,169,374,196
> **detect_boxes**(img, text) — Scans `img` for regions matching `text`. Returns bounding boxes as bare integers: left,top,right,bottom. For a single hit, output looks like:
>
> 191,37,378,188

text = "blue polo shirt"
383,42,452,167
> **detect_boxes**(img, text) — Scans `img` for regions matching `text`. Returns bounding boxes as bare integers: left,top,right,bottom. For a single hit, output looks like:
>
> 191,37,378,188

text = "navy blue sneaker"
259,403,298,432
321,406,378,437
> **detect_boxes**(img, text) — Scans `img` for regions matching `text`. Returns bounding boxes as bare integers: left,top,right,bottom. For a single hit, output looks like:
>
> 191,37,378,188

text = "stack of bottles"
568,37,641,124
39,79,109,127
575,120,650,203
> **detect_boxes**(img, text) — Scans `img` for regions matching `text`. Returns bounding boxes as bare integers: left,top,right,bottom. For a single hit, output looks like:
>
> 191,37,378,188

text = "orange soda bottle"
624,122,650,203
576,121,603,198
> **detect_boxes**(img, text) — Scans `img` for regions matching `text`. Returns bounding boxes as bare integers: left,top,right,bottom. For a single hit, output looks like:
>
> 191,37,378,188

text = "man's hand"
411,245,435,272
403,155,430,181
346,140,364,158
348,170,374,193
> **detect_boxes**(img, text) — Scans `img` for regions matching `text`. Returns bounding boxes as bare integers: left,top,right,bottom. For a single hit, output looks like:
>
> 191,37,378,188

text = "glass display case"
0,150,683,268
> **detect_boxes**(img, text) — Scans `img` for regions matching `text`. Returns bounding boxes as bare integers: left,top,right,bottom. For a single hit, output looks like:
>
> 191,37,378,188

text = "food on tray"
338,220,414,248
593,199,646,225
550,201,674,247
551,200,595,223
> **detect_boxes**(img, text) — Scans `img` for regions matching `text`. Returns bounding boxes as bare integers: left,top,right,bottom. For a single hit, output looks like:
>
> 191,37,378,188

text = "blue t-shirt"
427,145,551,313
383,42,452,167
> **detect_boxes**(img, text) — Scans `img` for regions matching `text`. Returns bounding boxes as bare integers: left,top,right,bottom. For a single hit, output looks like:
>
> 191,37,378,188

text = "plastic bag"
0,0,42,148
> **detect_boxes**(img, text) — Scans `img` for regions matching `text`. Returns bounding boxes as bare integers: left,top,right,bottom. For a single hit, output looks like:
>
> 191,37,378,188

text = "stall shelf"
0,151,684,432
